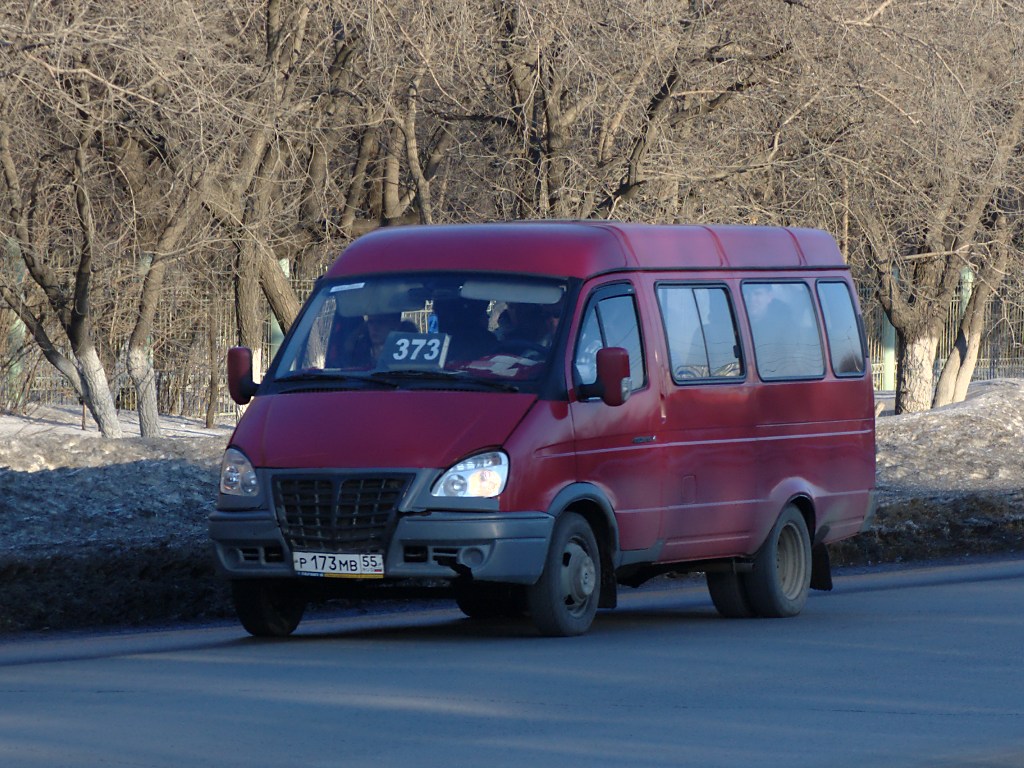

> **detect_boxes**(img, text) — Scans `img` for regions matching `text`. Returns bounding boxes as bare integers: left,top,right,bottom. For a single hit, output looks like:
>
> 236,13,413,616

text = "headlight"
431,451,509,498
220,448,260,497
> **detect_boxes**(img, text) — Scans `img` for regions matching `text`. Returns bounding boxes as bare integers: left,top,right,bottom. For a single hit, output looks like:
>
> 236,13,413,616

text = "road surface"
0,558,1021,768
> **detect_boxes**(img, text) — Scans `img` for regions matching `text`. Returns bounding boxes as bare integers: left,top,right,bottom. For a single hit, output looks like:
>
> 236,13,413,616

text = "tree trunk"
127,345,161,437
950,310,984,404
0,286,85,399
77,345,123,437
404,74,434,225
895,330,939,414
259,252,301,335
933,277,993,408
127,257,168,437
340,122,379,236
205,305,220,429
235,241,264,373
66,122,122,439
934,220,1010,407
382,123,403,224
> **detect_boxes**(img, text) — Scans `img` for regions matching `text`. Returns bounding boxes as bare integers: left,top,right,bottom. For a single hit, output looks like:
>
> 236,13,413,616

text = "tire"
707,571,756,618
454,582,526,620
231,579,306,637
527,512,601,637
744,504,812,618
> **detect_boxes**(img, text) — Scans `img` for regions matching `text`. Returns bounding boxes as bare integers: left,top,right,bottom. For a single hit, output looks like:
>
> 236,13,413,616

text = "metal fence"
860,282,1024,392
8,276,1024,421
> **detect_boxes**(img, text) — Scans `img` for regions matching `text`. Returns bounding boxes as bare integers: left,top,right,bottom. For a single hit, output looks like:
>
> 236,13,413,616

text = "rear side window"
817,281,866,376
657,285,743,381
742,282,824,380
574,292,645,391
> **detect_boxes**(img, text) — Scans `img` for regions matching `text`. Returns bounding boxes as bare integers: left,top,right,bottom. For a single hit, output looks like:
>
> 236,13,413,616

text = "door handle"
632,436,656,444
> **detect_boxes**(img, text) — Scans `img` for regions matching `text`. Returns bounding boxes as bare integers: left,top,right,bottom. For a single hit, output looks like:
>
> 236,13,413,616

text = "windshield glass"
273,273,569,390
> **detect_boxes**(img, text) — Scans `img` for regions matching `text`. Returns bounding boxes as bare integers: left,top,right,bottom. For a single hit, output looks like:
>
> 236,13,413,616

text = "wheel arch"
786,493,817,541
548,483,620,608
762,475,820,548
785,493,833,591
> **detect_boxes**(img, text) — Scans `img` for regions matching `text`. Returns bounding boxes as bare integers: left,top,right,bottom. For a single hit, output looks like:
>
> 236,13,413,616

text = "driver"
342,312,416,367
503,302,559,347
366,313,407,359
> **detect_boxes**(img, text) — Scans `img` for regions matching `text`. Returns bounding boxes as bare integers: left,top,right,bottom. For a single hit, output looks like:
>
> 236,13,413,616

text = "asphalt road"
0,558,1021,768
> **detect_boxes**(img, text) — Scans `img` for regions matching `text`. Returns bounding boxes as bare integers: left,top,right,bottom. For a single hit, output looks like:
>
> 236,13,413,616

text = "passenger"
745,285,808,377
503,302,559,348
745,284,789,325
433,298,497,361
494,307,514,341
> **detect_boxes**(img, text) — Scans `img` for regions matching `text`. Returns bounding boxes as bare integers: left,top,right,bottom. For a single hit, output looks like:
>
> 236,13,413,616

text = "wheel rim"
558,538,596,617
776,521,808,601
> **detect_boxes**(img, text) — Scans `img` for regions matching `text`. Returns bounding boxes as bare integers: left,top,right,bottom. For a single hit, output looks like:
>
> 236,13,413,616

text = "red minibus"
211,222,876,637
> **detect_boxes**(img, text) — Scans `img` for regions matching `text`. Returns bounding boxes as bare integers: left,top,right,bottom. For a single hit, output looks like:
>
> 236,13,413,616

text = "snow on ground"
875,379,1024,494
838,379,1024,565
0,405,233,557
0,406,236,632
0,383,1022,633
0,402,235,442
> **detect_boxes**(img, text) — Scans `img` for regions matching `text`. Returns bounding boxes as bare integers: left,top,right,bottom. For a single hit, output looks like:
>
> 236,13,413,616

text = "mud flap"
810,543,833,591
599,549,618,608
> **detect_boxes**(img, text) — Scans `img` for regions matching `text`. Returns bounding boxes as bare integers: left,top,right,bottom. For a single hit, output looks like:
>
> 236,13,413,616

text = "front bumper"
209,507,554,585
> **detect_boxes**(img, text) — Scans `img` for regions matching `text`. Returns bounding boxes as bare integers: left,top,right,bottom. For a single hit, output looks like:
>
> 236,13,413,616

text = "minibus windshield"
273,273,569,391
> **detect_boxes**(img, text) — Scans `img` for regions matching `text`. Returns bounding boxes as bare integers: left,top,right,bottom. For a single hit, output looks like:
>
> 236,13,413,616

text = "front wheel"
527,512,601,637
454,582,526,620
231,579,306,637
744,505,812,618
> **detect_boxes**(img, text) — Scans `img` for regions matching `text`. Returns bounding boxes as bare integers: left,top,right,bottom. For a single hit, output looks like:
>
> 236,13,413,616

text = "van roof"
326,221,846,279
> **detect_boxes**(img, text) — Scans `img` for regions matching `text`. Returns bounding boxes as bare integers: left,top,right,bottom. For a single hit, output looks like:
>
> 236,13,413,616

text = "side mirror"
595,347,631,407
227,347,258,405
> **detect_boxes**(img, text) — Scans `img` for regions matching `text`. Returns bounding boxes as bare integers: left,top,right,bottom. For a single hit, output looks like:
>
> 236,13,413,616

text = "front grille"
273,474,413,554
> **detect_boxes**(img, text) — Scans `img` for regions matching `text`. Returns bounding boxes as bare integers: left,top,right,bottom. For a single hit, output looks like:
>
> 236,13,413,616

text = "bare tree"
0,64,124,437
849,7,1023,412
3,0,1024,432
933,206,1021,406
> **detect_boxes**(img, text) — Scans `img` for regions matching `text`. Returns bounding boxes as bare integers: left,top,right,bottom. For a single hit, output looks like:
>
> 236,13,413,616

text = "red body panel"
328,223,629,279
324,222,846,280
231,390,536,470
570,384,665,551
500,400,576,514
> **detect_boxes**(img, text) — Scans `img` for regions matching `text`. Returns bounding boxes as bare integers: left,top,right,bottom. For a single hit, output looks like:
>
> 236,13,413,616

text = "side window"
817,281,866,376
574,291,645,391
742,282,824,380
657,285,743,381
574,307,603,385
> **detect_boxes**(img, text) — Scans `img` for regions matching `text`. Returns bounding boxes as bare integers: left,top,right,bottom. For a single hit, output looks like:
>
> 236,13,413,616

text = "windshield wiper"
275,370,398,389
370,369,520,392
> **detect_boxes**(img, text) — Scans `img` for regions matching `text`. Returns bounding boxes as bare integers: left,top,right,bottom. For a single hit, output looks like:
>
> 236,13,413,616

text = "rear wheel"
527,512,601,637
707,571,756,618
231,579,306,637
744,505,812,618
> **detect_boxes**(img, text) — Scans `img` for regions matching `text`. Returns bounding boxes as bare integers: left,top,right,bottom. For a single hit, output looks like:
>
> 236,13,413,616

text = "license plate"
292,551,384,579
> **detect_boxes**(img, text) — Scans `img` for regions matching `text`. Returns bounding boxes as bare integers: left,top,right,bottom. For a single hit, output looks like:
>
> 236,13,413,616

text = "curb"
1,504,1020,634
